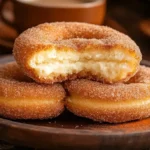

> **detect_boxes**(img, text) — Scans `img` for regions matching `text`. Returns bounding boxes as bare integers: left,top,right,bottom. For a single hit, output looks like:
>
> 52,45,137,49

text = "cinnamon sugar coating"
65,66,150,123
13,22,142,84
0,62,66,119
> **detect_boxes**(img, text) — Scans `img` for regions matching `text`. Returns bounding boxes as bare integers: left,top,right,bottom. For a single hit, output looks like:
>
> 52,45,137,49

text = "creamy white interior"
29,49,136,81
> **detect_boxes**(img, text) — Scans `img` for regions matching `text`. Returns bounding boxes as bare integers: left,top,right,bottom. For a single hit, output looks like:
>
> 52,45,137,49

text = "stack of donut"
1,22,150,123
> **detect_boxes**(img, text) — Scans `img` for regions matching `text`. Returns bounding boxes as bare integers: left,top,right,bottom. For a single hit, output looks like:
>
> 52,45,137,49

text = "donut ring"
13,22,141,84
65,66,150,123
0,62,65,119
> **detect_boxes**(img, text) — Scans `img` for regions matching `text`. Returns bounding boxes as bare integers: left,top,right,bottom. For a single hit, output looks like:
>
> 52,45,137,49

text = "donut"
0,62,65,119
65,66,150,123
13,22,141,84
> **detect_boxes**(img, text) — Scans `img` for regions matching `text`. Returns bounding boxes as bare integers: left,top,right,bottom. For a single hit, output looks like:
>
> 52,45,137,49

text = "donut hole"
29,48,137,83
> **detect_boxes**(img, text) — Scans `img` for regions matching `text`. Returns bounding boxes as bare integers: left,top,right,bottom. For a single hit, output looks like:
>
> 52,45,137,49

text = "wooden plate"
0,55,150,149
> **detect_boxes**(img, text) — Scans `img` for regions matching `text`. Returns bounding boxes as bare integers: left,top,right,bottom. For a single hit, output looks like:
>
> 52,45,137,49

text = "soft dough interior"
29,48,137,82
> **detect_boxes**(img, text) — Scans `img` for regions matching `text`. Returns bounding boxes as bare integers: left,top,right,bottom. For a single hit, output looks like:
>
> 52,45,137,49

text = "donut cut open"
13,22,141,83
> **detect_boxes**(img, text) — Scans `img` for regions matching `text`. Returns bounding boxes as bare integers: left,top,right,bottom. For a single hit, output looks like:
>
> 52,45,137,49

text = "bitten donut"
65,66,150,123
13,22,141,84
0,62,65,119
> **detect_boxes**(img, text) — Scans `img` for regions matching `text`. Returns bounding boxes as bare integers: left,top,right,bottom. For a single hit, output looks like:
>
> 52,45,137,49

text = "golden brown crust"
13,22,142,84
128,66,150,83
65,67,150,101
66,99,150,123
0,99,64,120
0,62,66,119
65,66,150,123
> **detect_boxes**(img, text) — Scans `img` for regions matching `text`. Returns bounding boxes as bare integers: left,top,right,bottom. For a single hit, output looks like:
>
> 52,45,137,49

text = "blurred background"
0,0,149,59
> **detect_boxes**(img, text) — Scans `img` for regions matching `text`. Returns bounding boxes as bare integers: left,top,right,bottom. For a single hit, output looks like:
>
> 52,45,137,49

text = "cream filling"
29,49,136,81
68,97,150,109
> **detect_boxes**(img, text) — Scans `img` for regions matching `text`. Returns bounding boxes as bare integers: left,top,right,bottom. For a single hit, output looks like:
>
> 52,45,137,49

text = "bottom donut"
65,66,150,123
0,62,66,119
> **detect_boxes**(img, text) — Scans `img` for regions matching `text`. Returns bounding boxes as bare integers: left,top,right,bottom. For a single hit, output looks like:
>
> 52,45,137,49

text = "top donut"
13,22,142,84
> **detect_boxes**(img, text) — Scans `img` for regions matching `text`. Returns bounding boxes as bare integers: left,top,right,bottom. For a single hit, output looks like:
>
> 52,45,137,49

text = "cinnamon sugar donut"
0,62,65,119
13,22,141,84
65,66,150,123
